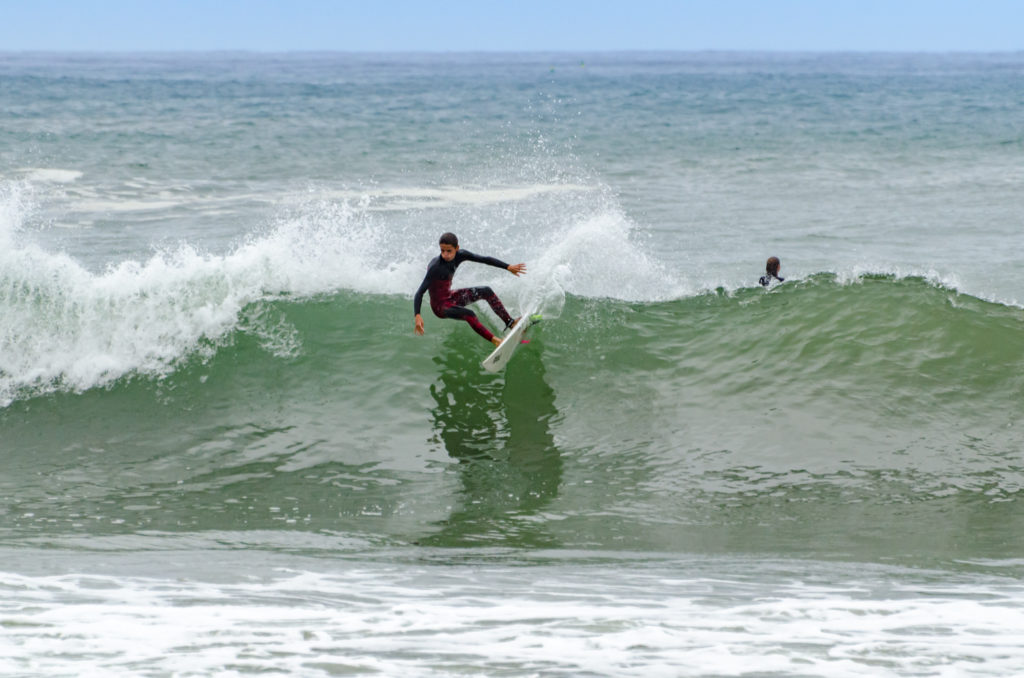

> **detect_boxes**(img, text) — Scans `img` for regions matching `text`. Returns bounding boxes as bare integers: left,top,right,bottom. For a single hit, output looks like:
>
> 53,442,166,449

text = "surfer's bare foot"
491,336,502,347
505,317,521,332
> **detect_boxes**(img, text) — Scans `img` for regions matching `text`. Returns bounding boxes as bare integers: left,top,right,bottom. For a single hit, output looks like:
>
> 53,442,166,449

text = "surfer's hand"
508,263,526,277
414,314,424,335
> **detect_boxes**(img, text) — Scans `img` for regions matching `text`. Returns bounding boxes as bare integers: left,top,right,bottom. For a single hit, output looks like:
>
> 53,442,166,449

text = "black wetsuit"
760,274,784,287
414,250,514,342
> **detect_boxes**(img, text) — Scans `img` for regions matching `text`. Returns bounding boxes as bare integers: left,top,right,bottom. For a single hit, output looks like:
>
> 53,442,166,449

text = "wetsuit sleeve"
413,274,430,315
458,249,510,270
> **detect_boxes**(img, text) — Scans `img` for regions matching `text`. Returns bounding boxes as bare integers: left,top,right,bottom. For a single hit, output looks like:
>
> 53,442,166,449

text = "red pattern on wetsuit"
437,286,512,341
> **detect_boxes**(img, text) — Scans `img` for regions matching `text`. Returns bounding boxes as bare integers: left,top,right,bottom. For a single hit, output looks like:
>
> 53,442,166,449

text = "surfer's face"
439,243,459,261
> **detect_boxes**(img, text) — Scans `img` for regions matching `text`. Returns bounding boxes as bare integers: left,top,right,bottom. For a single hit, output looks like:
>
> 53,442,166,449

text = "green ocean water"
4,52,1024,676
4,277,1023,563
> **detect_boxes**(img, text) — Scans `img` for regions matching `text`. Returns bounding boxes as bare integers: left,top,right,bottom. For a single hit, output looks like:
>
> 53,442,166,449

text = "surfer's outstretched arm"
459,250,526,277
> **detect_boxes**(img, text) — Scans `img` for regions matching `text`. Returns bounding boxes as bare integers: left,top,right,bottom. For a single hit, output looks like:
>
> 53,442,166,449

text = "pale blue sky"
1,0,1021,52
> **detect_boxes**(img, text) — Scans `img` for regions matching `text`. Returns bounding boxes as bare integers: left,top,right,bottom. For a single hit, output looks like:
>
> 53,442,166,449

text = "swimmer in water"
759,256,784,287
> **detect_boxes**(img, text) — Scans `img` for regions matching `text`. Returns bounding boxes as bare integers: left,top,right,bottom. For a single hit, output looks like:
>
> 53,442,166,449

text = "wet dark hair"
439,232,459,247
766,256,781,275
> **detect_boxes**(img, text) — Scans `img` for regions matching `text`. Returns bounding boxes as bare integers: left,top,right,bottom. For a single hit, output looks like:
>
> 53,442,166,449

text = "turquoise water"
3,52,1024,676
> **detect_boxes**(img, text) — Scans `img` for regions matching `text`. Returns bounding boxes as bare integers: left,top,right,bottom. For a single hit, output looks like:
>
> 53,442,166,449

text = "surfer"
414,232,526,346
759,256,784,287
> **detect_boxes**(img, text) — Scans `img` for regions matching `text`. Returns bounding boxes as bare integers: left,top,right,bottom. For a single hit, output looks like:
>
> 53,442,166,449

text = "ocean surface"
2,51,1024,676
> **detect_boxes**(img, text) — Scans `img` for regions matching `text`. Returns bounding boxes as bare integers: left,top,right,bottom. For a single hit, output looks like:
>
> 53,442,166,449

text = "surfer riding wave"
413,232,526,346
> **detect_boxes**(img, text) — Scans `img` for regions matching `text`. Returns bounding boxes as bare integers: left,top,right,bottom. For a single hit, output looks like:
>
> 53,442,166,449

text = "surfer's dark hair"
439,232,459,247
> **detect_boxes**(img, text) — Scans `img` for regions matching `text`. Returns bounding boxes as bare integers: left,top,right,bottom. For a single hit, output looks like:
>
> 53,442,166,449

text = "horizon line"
3,48,1023,56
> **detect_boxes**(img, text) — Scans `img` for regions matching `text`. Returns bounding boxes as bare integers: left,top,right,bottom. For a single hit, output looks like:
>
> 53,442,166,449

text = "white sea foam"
1,558,1022,677
305,184,591,211
3,171,1020,406
14,167,84,184
523,209,689,303
69,191,273,215
71,198,186,212
0,186,308,405
0,179,688,404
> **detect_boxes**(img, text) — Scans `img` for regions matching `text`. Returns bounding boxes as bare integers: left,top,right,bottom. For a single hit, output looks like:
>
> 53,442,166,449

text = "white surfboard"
481,315,537,372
